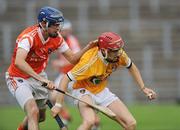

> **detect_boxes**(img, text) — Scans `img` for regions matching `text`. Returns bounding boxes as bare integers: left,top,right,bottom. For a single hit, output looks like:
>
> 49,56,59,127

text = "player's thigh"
78,95,96,122
11,83,35,110
6,73,34,109
107,99,136,125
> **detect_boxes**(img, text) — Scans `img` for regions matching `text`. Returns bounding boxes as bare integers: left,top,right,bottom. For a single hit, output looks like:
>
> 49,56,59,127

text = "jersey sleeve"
58,39,69,53
119,49,132,68
17,38,31,52
67,55,98,81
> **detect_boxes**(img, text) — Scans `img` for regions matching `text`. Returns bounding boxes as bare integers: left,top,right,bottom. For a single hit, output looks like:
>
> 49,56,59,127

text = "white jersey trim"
98,51,108,65
126,58,132,68
17,38,31,52
38,27,49,44
67,72,76,81
58,40,69,53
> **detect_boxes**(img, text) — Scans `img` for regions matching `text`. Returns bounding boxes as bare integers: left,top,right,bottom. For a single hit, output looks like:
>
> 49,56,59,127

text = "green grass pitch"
0,104,180,130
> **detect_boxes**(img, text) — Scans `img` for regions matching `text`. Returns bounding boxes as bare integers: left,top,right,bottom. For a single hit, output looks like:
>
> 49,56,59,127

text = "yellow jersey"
67,47,131,94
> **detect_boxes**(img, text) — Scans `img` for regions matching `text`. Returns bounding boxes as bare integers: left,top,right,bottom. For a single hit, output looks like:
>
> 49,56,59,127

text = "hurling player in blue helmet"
38,6,64,38
7,6,98,130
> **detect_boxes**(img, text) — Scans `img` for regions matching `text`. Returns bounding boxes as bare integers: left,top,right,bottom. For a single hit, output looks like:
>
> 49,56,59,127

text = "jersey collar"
38,27,49,44
98,51,109,65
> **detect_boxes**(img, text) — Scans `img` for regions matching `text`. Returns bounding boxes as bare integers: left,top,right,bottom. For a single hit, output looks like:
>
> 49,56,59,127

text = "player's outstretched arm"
63,40,98,64
128,62,156,100
51,75,70,117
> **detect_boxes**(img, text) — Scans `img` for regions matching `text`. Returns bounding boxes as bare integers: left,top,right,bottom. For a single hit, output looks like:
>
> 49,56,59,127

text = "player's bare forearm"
51,75,70,117
73,39,98,63
65,40,98,64
15,48,55,90
128,62,145,90
15,48,44,81
71,51,85,64
15,59,42,80
56,75,70,104
129,63,157,100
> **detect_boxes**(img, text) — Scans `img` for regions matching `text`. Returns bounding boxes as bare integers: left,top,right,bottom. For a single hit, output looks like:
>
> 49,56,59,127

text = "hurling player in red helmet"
98,32,125,63
52,32,156,130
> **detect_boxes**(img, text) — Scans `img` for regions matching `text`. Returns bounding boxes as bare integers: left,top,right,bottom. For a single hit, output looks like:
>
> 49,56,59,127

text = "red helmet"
98,32,124,51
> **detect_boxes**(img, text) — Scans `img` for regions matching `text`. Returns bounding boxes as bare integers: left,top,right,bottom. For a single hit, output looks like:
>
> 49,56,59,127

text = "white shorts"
72,87,118,107
5,72,49,110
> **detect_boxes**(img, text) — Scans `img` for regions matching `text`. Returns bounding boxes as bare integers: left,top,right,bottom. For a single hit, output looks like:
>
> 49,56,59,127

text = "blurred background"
0,0,180,129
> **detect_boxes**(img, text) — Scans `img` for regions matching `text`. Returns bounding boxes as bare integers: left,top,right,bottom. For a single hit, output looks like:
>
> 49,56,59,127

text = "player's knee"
83,119,96,128
125,119,136,130
28,106,39,118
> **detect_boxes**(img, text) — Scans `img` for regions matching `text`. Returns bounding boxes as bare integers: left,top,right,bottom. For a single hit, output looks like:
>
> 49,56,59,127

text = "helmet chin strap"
101,49,108,60
45,22,49,30
104,49,108,60
39,22,48,31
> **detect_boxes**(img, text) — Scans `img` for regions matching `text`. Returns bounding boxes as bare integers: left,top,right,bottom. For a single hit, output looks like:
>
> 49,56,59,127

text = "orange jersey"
8,25,68,79
58,35,81,73
67,47,132,94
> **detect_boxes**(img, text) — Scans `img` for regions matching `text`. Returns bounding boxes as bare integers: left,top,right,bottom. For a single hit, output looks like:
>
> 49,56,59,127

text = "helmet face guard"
38,6,64,30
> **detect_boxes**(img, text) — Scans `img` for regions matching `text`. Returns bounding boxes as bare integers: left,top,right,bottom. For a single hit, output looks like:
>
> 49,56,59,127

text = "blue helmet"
38,6,64,28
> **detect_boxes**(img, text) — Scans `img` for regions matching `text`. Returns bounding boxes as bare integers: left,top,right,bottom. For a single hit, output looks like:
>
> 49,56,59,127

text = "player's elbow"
14,58,25,69
14,58,20,67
